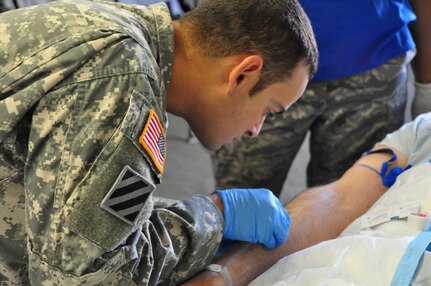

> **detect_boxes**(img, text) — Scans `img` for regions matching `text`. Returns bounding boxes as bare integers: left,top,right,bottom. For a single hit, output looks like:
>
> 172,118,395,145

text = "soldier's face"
193,62,309,151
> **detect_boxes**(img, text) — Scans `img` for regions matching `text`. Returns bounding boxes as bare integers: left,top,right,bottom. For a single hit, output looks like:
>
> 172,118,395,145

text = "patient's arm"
182,146,408,286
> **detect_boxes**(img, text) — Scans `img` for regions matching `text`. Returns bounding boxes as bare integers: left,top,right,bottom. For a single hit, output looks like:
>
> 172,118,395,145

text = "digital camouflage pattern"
213,54,410,198
0,1,223,285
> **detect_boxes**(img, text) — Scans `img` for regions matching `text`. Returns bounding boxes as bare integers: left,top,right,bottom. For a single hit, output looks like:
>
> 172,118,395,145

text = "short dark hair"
179,0,318,95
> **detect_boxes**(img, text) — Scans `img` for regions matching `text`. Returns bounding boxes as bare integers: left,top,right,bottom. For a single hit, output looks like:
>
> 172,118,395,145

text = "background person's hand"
411,81,431,119
215,188,290,249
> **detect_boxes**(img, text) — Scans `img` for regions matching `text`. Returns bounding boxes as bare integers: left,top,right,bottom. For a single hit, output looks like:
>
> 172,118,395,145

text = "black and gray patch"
101,165,155,225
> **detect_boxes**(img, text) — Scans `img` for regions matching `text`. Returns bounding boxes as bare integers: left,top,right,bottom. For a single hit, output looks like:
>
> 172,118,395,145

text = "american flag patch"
101,166,155,225
139,109,166,174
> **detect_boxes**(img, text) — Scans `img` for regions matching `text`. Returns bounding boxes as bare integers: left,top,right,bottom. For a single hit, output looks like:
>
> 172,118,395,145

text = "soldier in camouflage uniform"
212,0,427,198
0,0,317,285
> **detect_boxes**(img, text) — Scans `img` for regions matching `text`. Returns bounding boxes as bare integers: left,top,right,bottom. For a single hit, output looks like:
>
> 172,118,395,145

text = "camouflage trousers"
212,53,412,198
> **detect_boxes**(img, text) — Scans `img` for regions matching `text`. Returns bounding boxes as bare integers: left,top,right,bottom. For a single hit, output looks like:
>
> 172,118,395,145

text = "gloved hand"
411,81,431,119
215,188,290,249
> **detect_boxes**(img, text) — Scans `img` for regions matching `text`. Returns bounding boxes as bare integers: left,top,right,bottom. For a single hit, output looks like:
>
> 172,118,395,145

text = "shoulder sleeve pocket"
64,90,159,251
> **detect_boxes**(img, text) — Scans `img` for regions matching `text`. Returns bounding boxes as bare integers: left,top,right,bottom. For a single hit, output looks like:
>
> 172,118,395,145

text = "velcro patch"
139,109,166,174
101,166,155,225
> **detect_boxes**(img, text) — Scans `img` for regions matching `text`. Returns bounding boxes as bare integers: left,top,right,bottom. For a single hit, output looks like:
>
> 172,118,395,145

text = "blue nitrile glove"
215,188,290,249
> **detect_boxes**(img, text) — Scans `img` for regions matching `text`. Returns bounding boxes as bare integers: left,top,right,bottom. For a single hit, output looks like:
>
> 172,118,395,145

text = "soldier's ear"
226,55,263,96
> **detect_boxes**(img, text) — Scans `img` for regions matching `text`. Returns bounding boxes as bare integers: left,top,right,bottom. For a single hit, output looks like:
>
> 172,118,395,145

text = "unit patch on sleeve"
139,109,166,174
101,165,155,225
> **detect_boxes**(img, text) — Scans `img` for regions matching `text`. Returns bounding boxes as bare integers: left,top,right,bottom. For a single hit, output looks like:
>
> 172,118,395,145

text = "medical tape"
407,213,431,232
361,202,420,228
390,231,431,286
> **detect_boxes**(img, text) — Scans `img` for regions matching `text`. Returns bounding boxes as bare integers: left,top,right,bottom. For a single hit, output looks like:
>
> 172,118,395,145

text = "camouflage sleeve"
149,196,224,285
25,47,223,286
25,75,223,285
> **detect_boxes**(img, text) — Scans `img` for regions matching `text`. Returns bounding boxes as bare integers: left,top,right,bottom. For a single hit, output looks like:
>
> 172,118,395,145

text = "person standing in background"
409,0,431,117
212,0,431,199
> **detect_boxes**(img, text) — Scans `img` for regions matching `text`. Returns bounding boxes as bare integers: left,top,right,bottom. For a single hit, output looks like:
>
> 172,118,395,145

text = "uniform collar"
148,3,174,117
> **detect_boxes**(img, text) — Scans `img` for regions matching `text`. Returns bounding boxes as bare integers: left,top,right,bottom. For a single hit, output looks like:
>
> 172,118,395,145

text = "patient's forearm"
217,185,349,285
183,147,405,286
189,181,383,286
182,185,355,286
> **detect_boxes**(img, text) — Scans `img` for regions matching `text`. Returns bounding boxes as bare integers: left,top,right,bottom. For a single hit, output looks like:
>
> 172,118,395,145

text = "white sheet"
250,161,431,286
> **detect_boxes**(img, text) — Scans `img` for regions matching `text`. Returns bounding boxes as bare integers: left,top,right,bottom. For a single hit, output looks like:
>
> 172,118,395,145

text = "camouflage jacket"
0,1,223,285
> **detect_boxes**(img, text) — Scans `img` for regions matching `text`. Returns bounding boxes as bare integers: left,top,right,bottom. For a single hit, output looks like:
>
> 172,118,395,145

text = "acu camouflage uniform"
0,1,223,285
213,54,411,198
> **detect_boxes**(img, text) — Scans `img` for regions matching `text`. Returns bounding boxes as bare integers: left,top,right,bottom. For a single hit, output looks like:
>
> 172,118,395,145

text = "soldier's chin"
197,137,223,152
202,141,221,152
190,130,226,151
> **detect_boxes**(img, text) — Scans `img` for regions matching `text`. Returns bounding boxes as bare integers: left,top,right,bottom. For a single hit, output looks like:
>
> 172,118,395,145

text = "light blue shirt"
379,112,431,166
